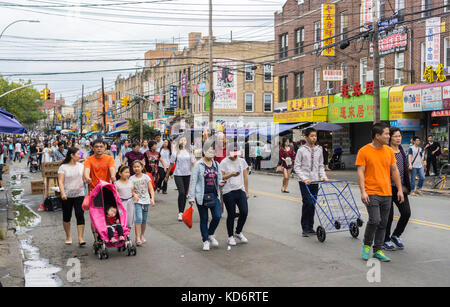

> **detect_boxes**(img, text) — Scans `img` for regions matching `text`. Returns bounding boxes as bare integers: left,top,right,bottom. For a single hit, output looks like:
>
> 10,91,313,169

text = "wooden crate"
42,162,61,178
31,180,45,195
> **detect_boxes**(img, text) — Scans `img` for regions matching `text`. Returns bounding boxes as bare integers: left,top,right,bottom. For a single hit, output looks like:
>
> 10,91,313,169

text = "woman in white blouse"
58,147,86,246
165,137,195,221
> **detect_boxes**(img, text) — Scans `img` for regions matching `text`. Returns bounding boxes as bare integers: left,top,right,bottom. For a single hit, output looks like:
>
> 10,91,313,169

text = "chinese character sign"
321,4,335,56
287,95,330,111
403,89,422,112
426,17,441,70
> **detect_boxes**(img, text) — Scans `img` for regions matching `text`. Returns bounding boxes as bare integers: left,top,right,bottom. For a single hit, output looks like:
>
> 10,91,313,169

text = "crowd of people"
0,124,442,260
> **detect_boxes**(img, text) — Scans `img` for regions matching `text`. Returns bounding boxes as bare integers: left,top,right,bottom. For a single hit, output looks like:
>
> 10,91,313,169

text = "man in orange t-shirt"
355,123,403,262
83,139,116,191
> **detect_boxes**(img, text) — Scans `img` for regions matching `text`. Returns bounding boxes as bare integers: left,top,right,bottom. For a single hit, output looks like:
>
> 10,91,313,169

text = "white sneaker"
235,233,248,243
0,187,4,191
178,213,183,221
208,235,219,247
202,240,210,251
228,236,237,246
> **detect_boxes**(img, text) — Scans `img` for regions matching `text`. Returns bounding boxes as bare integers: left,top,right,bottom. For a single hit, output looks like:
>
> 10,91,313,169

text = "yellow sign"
287,95,332,112
389,86,423,121
424,64,447,83
322,4,335,56
175,109,187,116
273,107,328,124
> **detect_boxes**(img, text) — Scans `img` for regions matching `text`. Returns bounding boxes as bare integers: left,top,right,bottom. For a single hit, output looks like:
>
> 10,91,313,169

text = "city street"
9,164,450,287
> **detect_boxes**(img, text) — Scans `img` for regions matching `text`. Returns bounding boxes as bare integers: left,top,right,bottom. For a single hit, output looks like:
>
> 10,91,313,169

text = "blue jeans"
135,203,149,225
197,200,222,242
223,190,248,237
410,167,425,191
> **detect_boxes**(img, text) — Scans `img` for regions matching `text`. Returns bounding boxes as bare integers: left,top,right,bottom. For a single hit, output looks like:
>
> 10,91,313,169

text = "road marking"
249,188,450,231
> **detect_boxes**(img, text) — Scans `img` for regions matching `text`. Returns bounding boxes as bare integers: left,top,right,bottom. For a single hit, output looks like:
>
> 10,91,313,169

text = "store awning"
106,129,128,136
307,122,343,131
0,109,27,134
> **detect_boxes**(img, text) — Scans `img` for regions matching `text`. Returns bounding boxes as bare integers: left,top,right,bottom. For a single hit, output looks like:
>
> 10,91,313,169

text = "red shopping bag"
182,205,194,229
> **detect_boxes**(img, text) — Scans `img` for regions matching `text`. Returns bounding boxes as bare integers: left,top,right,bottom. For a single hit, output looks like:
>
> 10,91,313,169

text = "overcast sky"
0,0,285,105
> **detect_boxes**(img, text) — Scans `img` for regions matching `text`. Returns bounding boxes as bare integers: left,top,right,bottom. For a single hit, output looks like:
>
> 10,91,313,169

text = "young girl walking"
114,165,136,230
130,160,155,246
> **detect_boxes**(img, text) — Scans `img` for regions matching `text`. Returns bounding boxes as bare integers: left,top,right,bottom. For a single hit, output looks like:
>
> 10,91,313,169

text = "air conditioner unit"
314,42,319,50
380,79,385,86
394,78,404,85
326,88,334,95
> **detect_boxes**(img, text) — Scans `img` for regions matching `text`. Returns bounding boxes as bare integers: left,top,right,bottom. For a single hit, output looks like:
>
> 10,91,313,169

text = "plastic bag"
182,205,194,229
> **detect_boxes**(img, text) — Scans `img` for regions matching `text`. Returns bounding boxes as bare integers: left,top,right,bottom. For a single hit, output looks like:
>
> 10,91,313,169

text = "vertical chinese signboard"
361,0,373,29
180,74,187,97
426,17,441,70
321,4,335,56
213,59,237,109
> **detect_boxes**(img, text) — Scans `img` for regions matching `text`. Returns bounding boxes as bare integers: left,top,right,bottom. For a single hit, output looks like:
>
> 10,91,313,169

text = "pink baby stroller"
89,180,137,259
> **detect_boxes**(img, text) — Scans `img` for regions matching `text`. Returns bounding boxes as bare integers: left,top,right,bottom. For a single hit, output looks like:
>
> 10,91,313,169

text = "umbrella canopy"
309,122,343,131
0,109,27,134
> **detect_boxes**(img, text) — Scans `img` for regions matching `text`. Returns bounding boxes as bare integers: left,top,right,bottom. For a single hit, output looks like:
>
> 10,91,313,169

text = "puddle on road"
11,172,63,287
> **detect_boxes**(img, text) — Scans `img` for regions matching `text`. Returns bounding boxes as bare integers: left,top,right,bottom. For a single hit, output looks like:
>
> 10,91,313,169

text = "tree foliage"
128,119,159,141
0,77,47,127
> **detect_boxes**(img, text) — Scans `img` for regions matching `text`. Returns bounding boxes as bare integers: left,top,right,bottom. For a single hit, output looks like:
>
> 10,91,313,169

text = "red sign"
431,110,450,117
352,82,363,97
341,84,350,98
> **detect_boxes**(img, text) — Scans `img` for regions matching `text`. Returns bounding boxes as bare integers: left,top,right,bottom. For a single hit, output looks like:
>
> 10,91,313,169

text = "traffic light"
121,96,130,107
39,89,45,100
46,89,51,100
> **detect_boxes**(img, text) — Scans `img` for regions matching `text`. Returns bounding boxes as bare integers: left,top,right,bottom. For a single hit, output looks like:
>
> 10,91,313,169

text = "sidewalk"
0,162,25,287
252,168,450,196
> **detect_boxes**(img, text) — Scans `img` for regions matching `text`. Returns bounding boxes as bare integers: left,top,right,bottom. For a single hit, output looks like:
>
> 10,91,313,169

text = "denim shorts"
135,203,149,225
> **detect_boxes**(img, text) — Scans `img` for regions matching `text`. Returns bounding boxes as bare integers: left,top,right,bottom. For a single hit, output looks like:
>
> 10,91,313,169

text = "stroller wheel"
126,247,131,256
131,246,137,256
316,226,326,243
93,245,98,255
103,250,109,259
98,251,103,260
334,221,341,230
349,222,359,238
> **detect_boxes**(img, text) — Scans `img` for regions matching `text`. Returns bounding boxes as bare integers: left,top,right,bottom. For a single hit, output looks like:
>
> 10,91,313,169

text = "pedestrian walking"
220,146,249,246
408,136,425,196
279,137,295,193
322,143,330,171
140,140,149,154
244,138,253,175
13,141,22,162
294,128,328,237
188,145,223,251
57,147,86,246
254,142,262,171
384,127,411,250
53,142,67,162
424,135,441,176
144,140,161,187
83,139,116,191
124,143,145,176
157,139,172,194
111,142,117,160
115,165,136,230
356,123,404,262
155,134,163,152
165,137,195,221
119,140,132,165
130,161,155,246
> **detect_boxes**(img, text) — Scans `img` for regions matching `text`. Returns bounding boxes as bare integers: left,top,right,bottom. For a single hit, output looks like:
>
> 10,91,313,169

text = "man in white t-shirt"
408,136,425,196
220,147,249,246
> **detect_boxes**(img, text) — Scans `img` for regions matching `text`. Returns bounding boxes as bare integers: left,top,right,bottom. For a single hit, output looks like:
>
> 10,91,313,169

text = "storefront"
388,85,424,145
403,80,450,161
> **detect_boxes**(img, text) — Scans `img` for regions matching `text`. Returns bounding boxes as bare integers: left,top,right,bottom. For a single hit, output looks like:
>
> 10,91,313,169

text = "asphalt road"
14,167,450,287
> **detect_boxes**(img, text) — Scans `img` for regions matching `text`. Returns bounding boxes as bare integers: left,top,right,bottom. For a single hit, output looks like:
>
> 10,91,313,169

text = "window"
396,0,405,16
340,12,348,40
294,72,304,98
245,64,255,82
377,0,385,19
395,52,405,85
341,62,348,87
314,21,321,50
445,38,450,70
326,65,334,93
279,33,288,59
446,0,450,13
314,68,321,94
245,93,254,112
279,76,288,103
422,0,432,17
264,64,273,82
360,58,368,89
264,93,273,112
379,57,385,86
295,27,304,54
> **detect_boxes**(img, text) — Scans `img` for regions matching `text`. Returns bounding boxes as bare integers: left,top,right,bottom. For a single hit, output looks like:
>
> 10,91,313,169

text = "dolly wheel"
317,226,326,242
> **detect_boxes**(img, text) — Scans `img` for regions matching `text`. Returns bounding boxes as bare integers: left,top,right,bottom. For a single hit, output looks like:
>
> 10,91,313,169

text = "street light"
0,20,40,40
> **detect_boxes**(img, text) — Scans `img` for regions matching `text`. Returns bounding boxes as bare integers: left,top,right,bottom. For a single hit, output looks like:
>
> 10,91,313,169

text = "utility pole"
102,78,106,135
80,84,84,136
208,0,214,133
140,98,144,143
372,1,381,124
